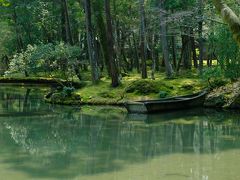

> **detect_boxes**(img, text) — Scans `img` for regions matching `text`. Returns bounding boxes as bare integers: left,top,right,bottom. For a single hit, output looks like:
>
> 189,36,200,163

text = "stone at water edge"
204,80,240,109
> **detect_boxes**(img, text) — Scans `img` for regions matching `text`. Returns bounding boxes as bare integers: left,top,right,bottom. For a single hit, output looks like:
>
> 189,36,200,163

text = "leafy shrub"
202,66,223,80
62,86,75,97
159,91,168,98
5,42,84,79
202,66,228,88
212,25,240,79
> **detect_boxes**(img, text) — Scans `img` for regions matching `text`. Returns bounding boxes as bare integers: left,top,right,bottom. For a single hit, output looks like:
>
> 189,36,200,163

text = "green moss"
125,80,159,95
43,71,207,106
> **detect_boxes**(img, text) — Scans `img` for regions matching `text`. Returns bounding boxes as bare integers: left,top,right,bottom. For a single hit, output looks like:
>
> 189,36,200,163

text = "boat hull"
125,91,207,114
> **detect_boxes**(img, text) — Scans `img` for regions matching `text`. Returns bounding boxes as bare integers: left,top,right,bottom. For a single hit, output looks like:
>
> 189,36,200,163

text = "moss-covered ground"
74,71,207,105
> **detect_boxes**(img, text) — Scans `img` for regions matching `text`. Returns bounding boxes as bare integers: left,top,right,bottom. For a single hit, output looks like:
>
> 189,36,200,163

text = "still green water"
0,85,240,180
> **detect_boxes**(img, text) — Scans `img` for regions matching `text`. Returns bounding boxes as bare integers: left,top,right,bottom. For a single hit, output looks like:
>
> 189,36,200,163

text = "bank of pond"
1,84,240,179
1,76,240,112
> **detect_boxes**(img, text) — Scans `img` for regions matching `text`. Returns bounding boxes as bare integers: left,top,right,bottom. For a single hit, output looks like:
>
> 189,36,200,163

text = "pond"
0,85,240,180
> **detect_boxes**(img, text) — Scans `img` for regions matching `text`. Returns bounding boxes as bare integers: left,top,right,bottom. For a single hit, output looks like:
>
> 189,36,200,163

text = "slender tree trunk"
159,2,174,77
92,0,111,75
62,0,74,45
171,35,177,69
132,32,140,72
191,35,198,68
128,37,134,71
13,7,23,51
84,0,100,83
198,0,204,73
104,0,119,87
139,0,147,79
182,27,192,69
151,34,156,80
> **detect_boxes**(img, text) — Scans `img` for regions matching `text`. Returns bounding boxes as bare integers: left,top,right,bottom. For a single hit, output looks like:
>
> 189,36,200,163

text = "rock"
204,94,226,108
205,79,240,109
229,95,240,109
51,93,64,102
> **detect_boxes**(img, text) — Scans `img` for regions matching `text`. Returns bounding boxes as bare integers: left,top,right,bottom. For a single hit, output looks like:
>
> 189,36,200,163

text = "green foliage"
0,0,10,7
164,0,196,10
159,91,168,98
5,42,83,79
62,86,75,97
214,25,240,79
5,45,37,76
202,66,223,80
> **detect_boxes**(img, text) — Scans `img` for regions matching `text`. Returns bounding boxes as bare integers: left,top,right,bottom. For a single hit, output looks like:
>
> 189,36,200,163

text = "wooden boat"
124,90,208,114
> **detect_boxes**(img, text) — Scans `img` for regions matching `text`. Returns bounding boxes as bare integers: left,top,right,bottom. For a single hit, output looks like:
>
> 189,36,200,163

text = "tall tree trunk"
92,0,111,75
191,31,198,68
84,0,100,83
61,0,74,45
182,27,192,69
151,34,157,79
198,0,204,73
159,2,174,77
104,0,119,87
139,0,147,79
128,37,134,71
132,32,140,72
13,7,23,51
171,35,177,69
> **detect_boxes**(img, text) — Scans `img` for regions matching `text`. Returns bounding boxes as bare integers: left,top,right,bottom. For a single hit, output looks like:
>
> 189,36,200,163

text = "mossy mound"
125,80,159,95
45,92,81,105
98,91,115,98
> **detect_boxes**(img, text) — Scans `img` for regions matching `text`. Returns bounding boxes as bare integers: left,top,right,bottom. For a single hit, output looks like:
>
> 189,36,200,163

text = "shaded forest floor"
75,71,207,105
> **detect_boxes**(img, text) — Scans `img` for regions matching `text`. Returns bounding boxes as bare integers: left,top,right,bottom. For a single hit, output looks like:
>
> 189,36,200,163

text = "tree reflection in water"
0,86,240,179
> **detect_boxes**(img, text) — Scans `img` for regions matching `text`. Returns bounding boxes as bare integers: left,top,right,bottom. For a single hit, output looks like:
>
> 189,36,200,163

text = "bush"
62,86,75,97
202,66,223,80
202,66,228,89
212,25,240,79
159,91,168,98
5,42,84,79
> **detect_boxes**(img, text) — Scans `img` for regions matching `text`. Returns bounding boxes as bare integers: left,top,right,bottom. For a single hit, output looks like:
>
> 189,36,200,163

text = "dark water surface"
0,85,240,180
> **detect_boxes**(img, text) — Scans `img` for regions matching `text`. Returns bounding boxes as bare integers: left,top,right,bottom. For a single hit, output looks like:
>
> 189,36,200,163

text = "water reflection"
0,86,240,180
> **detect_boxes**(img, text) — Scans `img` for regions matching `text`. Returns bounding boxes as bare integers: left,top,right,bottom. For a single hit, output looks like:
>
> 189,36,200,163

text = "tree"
198,0,204,73
104,0,120,87
139,0,147,79
83,0,100,83
159,1,174,77
212,0,240,46
61,0,74,45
